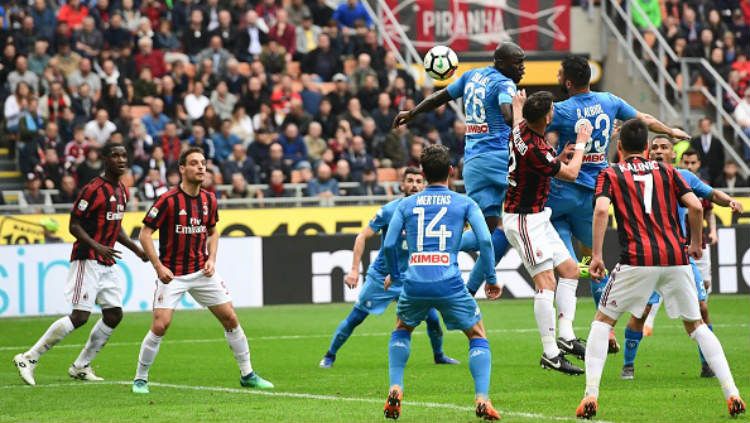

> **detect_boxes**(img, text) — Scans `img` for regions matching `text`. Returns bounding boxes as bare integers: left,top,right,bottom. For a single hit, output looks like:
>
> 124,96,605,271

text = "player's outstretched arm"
636,112,690,140
711,189,744,213
117,229,148,261
139,225,174,283
345,226,377,289
681,191,705,259
555,120,593,181
393,89,452,128
383,210,406,283
589,196,610,280
70,215,122,261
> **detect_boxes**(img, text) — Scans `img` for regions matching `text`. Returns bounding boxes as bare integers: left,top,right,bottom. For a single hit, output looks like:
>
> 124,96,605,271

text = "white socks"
225,326,253,377
584,320,611,399
135,331,163,381
556,278,578,341
74,319,114,368
534,289,560,358
26,316,75,361
691,324,739,399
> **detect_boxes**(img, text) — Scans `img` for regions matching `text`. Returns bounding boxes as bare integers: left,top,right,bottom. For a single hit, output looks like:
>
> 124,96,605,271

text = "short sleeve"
497,80,516,105
71,185,102,219
143,194,169,230
446,71,468,99
594,170,613,201
681,170,713,199
672,168,693,199
368,205,390,233
612,94,638,121
208,194,219,227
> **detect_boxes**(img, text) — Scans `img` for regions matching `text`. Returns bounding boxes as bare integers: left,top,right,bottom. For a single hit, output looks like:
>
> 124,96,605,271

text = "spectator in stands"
333,0,372,31
38,81,71,122
160,122,182,165
442,120,466,165
214,119,242,163
716,160,749,189
327,73,352,116
263,168,294,197
282,98,313,134
183,9,209,57
40,121,65,159
57,0,88,34
295,11,321,58
690,117,725,184
188,125,216,161
731,9,750,47
129,120,155,174
269,8,296,57
355,165,386,196
4,82,30,137
64,126,89,166
734,87,750,158
381,125,412,168
335,159,356,195
380,51,415,94
8,56,39,94
141,99,169,139
372,92,396,135
687,28,716,59
426,104,457,135
631,0,661,31
302,33,341,81
185,81,211,121
210,81,238,120
340,97,370,135
154,18,182,55
406,140,423,168
134,37,167,79
23,173,46,212
706,9,729,40
202,168,221,198
279,123,308,167
260,39,287,75
228,104,254,143
256,0,280,26
166,168,180,188
304,121,327,162
681,6,702,44
74,16,103,59
71,83,96,122
357,74,380,113
30,0,56,41
222,143,257,184
104,13,132,50
28,40,50,77
138,167,169,201
228,172,258,203
41,148,64,189
211,10,238,52
120,0,141,32
84,109,117,147
315,97,338,139
344,135,374,181
236,10,269,63
53,174,79,204
197,36,234,78
307,162,339,197
262,142,292,183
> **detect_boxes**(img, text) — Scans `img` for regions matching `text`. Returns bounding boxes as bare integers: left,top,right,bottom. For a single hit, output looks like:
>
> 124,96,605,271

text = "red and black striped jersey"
504,122,561,214
142,186,219,276
595,156,692,266
70,176,128,266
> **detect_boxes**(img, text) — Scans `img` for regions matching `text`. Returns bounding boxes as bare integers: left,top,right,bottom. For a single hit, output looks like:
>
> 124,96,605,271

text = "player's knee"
557,259,579,280
464,322,486,339
628,314,645,331
69,310,90,328
533,270,556,291
221,313,239,331
102,307,123,328
699,302,710,323
151,319,171,336
683,319,703,335
395,319,414,332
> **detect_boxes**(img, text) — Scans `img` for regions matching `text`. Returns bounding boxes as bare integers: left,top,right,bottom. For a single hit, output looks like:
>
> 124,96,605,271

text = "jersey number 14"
413,207,452,251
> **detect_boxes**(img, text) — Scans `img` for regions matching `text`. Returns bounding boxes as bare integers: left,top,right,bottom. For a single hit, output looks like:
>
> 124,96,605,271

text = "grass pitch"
0,295,748,422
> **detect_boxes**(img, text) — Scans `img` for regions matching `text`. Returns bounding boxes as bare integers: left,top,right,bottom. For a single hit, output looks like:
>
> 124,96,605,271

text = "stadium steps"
0,147,23,191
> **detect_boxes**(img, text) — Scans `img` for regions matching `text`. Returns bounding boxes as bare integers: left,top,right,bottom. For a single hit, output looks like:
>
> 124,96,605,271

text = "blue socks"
591,274,609,307
327,308,368,356
698,324,713,365
491,228,509,263
425,308,444,358
623,326,643,367
388,329,412,388
465,228,506,295
468,338,492,398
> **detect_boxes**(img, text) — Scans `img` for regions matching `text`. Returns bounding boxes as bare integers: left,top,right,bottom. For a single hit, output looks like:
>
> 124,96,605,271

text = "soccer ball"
423,46,459,81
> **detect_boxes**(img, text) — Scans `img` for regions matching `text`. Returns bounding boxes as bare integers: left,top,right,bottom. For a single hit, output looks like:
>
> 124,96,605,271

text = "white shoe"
68,364,104,381
13,353,37,386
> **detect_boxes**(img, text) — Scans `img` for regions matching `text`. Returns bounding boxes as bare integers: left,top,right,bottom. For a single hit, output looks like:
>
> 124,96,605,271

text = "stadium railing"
600,0,750,177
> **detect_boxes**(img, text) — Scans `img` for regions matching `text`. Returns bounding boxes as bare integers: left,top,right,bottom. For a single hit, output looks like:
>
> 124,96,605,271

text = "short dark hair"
561,55,591,88
619,119,649,153
682,148,700,161
650,134,672,145
420,145,451,183
179,147,205,166
403,166,422,180
522,91,554,123
101,142,125,158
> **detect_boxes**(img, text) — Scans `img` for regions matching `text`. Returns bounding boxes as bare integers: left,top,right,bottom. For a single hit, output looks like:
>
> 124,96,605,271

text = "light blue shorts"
547,180,595,259
648,258,706,305
462,152,508,218
354,273,401,315
397,288,480,331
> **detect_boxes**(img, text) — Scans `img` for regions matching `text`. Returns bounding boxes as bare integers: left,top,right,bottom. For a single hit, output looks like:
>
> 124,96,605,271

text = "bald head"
494,42,526,83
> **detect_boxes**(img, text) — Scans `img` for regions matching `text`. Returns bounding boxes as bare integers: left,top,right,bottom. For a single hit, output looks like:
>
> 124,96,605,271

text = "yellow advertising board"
1,197,748,245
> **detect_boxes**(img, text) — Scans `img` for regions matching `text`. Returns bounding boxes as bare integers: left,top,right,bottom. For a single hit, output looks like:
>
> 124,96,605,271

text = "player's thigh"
355,274,400,315
695,247,712,282
396,294,432,329
504,211,556,279
546,219,576,277
550,216,577,260
65,260,103,312
655,265,702,322
187,272,232,308
598,264,660,321
569,197,594,249
435,291,481,331
153,276,190,310
463,155,507,217
96,265,124,310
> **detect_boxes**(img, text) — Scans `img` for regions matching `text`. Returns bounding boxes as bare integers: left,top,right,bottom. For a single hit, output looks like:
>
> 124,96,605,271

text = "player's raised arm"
393,89,452,128
511,89,526,128
711,189,745,213
555,120,593,181
636,112,690,140
345,226,377,288
383,207,406,283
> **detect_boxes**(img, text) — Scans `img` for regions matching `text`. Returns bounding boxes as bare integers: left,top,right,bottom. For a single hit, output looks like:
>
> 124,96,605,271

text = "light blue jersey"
446,66,516,162
677,169,713,235
547,91,638,189
366,198,409,283
384,185,496,298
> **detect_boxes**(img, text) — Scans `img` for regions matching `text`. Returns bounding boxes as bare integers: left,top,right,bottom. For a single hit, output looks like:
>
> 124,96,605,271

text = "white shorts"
599,264,701,322
694,246,711,283
153,270,232,309
64,260,123,312
503,208,572,277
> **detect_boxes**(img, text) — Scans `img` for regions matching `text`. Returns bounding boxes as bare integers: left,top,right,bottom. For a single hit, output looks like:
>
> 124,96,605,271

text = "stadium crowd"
1,0,746,211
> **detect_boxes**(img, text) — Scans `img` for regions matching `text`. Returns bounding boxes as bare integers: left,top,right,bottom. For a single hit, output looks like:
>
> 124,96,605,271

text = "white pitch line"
0,323,746,352
0,380,607,422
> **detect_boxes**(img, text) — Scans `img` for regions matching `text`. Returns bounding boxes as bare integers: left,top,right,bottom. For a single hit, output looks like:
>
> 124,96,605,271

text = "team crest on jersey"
77,199,89,211
148,207,159,219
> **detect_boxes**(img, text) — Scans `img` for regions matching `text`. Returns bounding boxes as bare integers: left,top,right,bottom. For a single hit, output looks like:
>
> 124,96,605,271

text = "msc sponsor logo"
409,252,449,266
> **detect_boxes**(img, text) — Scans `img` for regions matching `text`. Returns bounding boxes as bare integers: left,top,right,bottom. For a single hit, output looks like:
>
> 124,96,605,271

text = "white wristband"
574,143,586,151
